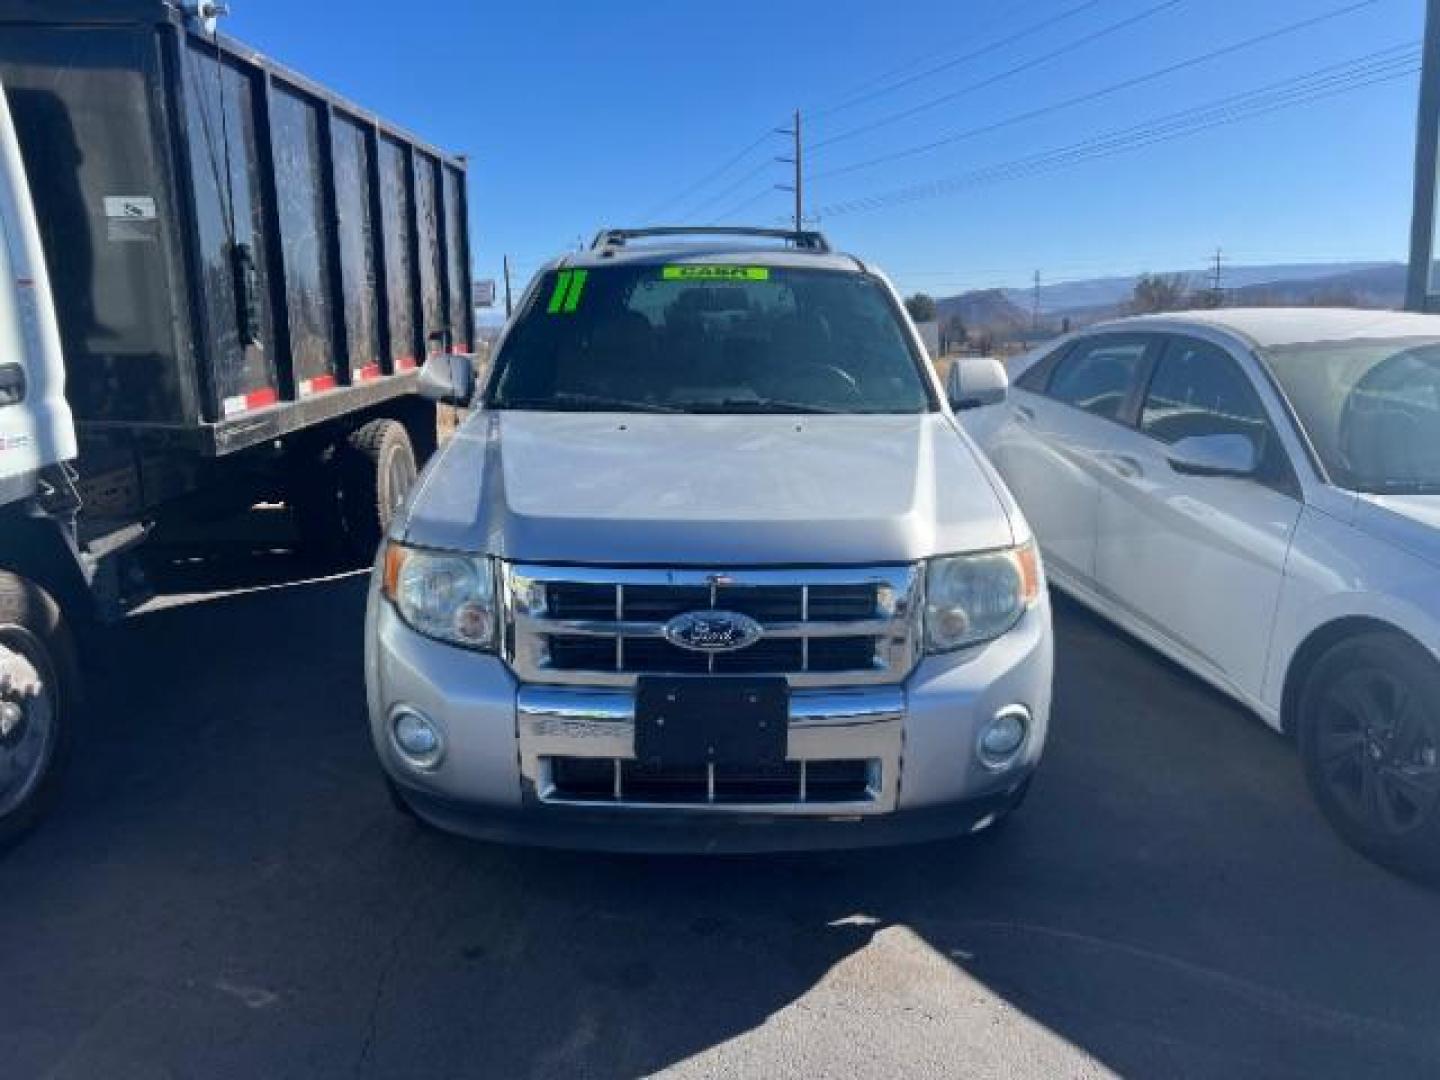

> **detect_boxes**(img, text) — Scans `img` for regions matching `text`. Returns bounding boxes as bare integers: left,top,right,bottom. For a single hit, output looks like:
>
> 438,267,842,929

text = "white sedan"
957,308,1440,881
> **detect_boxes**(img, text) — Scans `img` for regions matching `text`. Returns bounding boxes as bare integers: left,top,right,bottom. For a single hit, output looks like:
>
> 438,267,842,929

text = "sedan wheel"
1300,631,1440,882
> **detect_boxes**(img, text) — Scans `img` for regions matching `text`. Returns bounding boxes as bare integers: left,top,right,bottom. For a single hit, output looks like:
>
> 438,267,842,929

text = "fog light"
391,707,444,769
978,706,1029,770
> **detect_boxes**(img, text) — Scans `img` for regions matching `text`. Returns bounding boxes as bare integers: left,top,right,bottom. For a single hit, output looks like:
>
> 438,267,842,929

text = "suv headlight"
382,543,497,651
924,542,1040,653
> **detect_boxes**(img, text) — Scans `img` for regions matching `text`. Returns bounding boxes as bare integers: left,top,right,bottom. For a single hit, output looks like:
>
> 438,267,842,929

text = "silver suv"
364,227,1052,851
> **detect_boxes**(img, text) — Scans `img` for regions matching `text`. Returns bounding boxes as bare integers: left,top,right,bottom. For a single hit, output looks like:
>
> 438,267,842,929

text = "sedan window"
1262,337,1440,494
1045,339,1147,421
1140,338,1268,445
1141,337,1295,492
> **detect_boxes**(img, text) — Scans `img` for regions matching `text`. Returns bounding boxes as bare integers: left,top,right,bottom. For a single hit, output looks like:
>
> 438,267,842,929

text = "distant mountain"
933,288,1031,339
932,261,1408,341
1227,264,1405,308
999,261,1401,316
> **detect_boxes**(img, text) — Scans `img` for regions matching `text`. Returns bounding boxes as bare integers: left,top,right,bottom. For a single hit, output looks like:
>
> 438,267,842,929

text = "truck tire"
341,418,418,563
0,573,78,851
1298,630,1440,883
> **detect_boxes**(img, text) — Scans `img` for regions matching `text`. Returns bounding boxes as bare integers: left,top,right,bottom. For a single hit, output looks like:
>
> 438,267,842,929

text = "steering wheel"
796,362,863,402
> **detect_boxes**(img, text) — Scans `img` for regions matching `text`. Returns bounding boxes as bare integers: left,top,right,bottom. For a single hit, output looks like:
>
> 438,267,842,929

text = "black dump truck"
0,0,474,843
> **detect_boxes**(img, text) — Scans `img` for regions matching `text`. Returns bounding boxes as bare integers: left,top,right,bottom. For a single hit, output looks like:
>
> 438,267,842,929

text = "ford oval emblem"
662,610,764,653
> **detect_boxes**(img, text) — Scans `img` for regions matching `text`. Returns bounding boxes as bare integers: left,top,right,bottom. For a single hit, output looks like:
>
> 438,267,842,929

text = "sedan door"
1093,334,1303,702
987,334,1155,588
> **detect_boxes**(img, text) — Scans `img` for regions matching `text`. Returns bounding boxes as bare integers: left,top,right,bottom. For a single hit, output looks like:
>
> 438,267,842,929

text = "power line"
804,0,1019,117
810,0,1106,121
827,60,1417,218
712,186,777,223
887,252,1405,290
811,0,1187,153
639,124,781,224
678,156,777,222
816,45,1419,219
813,0,1382,182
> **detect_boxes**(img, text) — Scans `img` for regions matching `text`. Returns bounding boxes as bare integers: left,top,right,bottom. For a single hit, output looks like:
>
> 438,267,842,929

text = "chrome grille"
547,757,877,805
504,564,921,688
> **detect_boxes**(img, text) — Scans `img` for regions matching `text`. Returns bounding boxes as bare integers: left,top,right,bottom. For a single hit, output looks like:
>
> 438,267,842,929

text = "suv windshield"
1262,337,1440,494
488,263,934,414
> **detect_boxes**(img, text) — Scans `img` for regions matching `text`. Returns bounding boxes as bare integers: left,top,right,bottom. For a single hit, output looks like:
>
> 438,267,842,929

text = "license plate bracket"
634,677,789,769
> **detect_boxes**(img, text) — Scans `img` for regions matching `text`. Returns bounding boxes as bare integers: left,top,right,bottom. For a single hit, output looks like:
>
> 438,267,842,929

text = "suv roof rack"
590,226,832,255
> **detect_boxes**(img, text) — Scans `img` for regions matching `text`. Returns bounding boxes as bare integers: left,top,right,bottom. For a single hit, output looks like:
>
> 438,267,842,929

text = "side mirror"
418,351,477,406
1167,434,1259,478
946,356,1009,410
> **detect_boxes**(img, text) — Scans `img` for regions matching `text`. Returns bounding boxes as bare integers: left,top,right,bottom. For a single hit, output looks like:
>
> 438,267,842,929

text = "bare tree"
905,293,937,322
1128,273,1193,314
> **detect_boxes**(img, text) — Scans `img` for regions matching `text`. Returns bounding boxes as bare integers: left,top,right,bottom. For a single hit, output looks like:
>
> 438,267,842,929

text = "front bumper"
390,780,1033,853
366,588,1051,851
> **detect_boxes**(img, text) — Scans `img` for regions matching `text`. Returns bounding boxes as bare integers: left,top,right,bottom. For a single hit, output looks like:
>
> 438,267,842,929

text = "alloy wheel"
1315,666,1440,838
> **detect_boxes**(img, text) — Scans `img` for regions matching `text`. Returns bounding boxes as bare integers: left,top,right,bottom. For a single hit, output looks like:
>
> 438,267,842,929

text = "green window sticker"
661,266,770,282
546,269,589,314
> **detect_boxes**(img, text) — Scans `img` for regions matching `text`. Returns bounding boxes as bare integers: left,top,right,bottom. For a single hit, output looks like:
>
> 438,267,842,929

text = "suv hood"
402,411,1015,565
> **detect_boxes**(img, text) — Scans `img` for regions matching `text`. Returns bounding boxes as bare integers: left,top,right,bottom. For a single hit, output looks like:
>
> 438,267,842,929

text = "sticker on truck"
661,266,770,281
103,195,159,242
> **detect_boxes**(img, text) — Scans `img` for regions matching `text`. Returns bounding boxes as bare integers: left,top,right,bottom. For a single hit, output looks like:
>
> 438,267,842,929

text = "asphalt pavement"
2,516,1438,1079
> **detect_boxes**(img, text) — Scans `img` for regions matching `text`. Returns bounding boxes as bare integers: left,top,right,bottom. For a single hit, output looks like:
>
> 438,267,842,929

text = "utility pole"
1408,0,1440,310
1032,270,1042,335
1210,247,1225,305
776,109,804,234
502,255,513,317
792,109,804,234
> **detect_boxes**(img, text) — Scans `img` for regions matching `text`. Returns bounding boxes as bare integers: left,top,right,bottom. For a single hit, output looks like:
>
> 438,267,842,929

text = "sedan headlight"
924,542,1040,653
382,543,497,651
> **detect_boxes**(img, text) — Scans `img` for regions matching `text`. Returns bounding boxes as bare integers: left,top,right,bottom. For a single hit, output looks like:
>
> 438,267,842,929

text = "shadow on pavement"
2,539,1438,1078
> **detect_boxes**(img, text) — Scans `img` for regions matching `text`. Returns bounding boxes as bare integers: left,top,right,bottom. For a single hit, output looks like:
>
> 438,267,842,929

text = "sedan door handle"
1104,453,1142,479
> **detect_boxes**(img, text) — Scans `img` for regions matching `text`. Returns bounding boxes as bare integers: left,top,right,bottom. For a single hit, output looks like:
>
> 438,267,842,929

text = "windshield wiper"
500,393,683,414
695,399,846,415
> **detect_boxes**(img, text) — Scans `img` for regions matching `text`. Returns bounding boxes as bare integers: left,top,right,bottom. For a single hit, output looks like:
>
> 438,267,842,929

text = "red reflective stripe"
356,363,383,381
222,386,279,417
301,374,338,396
394,356,417,372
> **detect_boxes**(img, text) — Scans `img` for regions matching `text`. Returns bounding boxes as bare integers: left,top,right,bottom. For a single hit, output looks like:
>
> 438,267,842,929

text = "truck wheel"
341,418,418,562
1298,631,1440,883
0,574,77,851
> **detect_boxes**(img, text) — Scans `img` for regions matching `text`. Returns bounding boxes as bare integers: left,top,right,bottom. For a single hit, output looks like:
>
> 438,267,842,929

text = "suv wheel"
1299,631,1440,882
341,419,418,564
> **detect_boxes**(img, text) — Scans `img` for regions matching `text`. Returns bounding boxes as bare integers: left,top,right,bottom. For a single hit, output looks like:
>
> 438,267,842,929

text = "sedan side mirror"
1167,434,1260,478
946,357,1009,411
418,351,477,406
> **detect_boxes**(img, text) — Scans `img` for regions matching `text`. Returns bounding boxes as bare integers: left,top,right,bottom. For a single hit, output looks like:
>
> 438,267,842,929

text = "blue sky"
228,0,1424,299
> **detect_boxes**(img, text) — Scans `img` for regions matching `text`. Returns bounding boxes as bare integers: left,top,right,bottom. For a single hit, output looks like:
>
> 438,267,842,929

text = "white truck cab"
0,77,80,847
0,77,74,501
